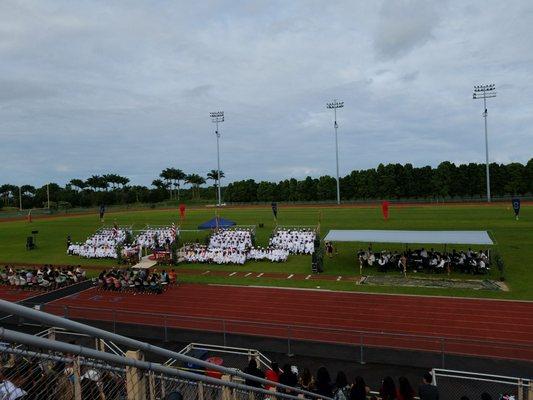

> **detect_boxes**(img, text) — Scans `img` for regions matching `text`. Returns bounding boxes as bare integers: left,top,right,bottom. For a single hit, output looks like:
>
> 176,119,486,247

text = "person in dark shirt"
279,363,298,394
418,372,439,400
315,366,333,398
243,359,264,388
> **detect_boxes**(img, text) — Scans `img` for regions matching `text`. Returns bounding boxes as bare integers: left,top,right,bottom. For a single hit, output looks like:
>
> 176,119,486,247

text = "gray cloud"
0,0,532,187
374,1,442,60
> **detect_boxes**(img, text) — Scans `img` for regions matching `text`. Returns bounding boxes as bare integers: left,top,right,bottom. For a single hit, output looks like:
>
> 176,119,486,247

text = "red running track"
0,287,44,303
46,284,533,361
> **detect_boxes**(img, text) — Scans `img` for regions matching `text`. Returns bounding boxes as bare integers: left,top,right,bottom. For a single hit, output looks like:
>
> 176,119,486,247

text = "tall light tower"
473,84,496,202
326,99,344,205
210,111,224,206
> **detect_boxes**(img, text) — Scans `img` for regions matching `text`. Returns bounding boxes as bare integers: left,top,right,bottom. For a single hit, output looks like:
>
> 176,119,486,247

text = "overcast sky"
1,0,532,187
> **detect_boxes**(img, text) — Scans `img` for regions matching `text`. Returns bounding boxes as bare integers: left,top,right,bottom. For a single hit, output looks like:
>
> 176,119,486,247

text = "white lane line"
229,272,237,276
287,274,294,279
305,275,312,280
257,273,264,278
244,272,252,277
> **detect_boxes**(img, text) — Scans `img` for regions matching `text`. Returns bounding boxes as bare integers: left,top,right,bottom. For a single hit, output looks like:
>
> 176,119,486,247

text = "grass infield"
0,204,531,300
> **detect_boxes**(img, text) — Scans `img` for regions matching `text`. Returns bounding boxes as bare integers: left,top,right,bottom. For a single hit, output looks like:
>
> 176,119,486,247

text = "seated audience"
95,267,171,294
67,228,129,259
0,265,86,291
357,248,491,275
269,229,316,254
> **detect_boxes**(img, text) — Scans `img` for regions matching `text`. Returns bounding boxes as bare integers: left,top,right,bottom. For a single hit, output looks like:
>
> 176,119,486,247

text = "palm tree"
116,175,130,189
0,184,17,206
86,175,104,191
151,179,169,191
171,169,186,200
207,170,225,200
186,174,206,199
103,174,118,190
20,185,36,196
159,168,173,199
70,179,87,192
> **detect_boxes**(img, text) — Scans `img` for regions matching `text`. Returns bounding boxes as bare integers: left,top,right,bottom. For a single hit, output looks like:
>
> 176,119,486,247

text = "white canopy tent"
323,230,493,245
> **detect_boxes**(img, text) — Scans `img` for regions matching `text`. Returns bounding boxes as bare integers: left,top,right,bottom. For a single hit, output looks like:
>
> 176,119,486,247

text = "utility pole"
210,111,224,206
473,84,496,202
326,99,344,205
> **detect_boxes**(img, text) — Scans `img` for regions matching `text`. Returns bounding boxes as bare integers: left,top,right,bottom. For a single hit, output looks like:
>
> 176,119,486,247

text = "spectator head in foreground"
380,376,397,400
315,366,333,397
166,392,183,400
398,376,415,400
350,376,369,400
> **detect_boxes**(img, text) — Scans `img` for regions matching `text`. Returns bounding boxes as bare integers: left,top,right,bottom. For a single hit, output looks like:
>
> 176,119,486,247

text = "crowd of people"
96,267,176,294
182,245,248,265
208,228,254,251
182,227,296,264
0,357,124,400
357,247,491,275
243,361,442,400
67,228,129,259
247,247,290,262
269,229,316,254
135,226,176,250
0,265,86,291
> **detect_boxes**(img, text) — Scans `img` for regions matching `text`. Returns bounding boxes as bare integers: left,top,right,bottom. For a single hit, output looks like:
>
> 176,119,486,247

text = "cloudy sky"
1,0,532,186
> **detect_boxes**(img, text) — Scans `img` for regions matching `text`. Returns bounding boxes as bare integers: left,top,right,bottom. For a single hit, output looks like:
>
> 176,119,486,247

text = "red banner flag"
381,201,389,220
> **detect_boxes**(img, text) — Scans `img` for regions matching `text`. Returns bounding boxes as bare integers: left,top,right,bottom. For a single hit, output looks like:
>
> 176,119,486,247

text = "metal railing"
36,302,533,365
433,368,531,400
0,299,332,400
0,328,305,400
169,343,273,372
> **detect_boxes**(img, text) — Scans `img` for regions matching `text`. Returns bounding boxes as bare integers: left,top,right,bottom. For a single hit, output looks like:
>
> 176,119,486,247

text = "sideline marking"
244,272,252,277
287,274,294,279
229,272,237,277
202,270,211,275
305,275,311,280
257,273,264,278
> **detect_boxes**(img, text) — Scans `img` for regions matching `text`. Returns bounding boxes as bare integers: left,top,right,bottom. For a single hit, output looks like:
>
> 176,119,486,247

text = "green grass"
0,204,531,300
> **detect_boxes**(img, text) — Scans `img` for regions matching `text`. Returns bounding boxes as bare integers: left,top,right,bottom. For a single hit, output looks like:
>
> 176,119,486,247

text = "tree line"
224,160,533,202
0,160,531,210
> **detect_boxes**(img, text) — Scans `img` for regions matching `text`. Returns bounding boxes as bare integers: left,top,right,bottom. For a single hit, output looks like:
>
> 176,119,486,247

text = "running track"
46,284,533,361
0,287,44,303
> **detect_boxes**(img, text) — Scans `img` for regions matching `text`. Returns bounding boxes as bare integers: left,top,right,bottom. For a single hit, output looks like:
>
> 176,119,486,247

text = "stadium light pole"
326,99,344,205
210,111,224,207
473,84,496,203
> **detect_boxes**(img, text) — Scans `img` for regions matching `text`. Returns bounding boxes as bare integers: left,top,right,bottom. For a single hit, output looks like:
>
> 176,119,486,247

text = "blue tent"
198,217,236,230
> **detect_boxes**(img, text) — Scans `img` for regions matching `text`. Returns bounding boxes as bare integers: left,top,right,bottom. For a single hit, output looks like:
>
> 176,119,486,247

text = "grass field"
1,204,531,300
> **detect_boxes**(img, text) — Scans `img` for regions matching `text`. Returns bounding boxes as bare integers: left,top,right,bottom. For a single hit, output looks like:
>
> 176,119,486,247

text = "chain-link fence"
0,343,128,400
433,369,531,400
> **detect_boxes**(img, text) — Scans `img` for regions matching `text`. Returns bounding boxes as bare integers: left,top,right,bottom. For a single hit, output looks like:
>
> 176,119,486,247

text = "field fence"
433,369,531,400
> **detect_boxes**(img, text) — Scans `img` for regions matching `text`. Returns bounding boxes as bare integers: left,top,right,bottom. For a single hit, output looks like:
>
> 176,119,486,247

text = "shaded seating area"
324,230,494,275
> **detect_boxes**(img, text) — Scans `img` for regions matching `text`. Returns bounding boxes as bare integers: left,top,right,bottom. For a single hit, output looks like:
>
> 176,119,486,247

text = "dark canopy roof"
198,217,236,230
